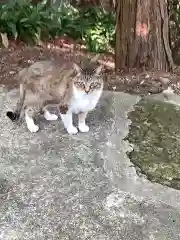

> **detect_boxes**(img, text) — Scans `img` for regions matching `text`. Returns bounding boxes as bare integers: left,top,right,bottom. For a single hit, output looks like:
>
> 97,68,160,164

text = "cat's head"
72,62,103,94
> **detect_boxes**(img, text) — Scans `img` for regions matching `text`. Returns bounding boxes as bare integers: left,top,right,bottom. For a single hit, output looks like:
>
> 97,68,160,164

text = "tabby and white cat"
6,58,103,134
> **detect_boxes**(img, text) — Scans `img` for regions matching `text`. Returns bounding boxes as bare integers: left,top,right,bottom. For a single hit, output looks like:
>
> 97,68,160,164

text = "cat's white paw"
67,126,78,135
44,111,58,121
78,124,89,133
27,124,39,133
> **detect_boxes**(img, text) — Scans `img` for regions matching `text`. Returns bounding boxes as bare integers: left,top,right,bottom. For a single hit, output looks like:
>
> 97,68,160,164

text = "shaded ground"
1,89,180,240
126,97,180,190
1,38,180,94
1,38,180,240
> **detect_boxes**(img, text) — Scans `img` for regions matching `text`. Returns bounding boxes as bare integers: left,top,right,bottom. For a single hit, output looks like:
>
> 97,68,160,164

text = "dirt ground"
1,38,180,95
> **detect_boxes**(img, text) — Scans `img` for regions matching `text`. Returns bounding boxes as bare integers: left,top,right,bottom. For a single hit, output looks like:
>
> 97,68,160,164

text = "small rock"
145,74,150,78
162,87,174,97
159,77,170,84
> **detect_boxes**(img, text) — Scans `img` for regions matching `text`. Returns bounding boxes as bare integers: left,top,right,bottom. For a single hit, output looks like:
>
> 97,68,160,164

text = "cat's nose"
85,87,90,93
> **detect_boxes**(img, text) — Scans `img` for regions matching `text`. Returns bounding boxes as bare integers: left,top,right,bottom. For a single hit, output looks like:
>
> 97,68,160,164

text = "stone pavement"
0,88,180,240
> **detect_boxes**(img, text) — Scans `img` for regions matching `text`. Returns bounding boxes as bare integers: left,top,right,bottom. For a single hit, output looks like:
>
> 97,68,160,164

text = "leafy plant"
0,0,115,52
169,0,180,62
80,7,115,52
0,0,59,43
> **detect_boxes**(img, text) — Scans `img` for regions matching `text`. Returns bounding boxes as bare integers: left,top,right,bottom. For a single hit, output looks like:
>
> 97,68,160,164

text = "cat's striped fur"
6,57,103,134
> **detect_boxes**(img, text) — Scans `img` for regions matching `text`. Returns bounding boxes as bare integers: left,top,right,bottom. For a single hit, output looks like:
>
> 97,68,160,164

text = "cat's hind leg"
25,107,39,133
43,107,58,121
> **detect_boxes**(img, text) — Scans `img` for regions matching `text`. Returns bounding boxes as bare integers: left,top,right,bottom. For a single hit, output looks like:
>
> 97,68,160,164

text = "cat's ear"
73,63,82,74
94,65,103,75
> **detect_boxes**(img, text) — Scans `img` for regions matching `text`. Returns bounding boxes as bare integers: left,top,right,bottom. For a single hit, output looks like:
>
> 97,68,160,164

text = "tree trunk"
115,0,174,72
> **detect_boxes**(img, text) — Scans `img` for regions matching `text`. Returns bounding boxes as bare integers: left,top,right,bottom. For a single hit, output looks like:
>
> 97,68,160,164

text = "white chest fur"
69,88,103,114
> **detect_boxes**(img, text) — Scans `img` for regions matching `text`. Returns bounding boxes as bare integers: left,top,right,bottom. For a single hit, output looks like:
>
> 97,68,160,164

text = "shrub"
0,0,115,52
0,0,59,43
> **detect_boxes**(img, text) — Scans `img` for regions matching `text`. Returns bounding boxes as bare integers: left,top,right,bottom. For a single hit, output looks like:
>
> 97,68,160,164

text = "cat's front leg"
59,105,78,135
78,112,89,132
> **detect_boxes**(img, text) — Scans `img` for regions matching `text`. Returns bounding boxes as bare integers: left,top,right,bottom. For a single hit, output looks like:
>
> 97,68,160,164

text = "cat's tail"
6,83,25,121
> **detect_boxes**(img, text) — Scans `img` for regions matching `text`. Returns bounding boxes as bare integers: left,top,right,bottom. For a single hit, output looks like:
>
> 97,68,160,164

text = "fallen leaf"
0,33,9,48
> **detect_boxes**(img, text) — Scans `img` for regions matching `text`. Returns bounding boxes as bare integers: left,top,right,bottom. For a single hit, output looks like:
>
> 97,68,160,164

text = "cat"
6,57,103,134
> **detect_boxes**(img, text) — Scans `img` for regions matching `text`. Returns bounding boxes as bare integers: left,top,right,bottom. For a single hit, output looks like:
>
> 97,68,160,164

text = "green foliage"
80,7,115,52
0,0,115,52
169,0,180,62
0,0,54,43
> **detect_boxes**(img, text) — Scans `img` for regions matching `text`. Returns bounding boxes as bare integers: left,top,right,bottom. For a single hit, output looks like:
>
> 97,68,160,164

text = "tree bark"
115,0,174,72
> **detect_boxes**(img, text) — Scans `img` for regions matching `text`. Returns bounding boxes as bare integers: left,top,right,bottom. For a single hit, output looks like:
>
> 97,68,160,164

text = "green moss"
126,98,180,190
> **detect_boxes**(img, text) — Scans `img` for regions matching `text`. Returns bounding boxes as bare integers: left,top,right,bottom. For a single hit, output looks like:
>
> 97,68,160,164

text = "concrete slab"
0,89,180,240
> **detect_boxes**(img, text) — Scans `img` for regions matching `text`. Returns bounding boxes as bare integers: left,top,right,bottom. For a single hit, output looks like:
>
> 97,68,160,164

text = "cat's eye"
90,82,101,89
75,82,85,88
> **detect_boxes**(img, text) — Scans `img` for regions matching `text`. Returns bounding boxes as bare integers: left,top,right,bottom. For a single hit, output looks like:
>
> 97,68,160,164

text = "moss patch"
126,98,180,190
